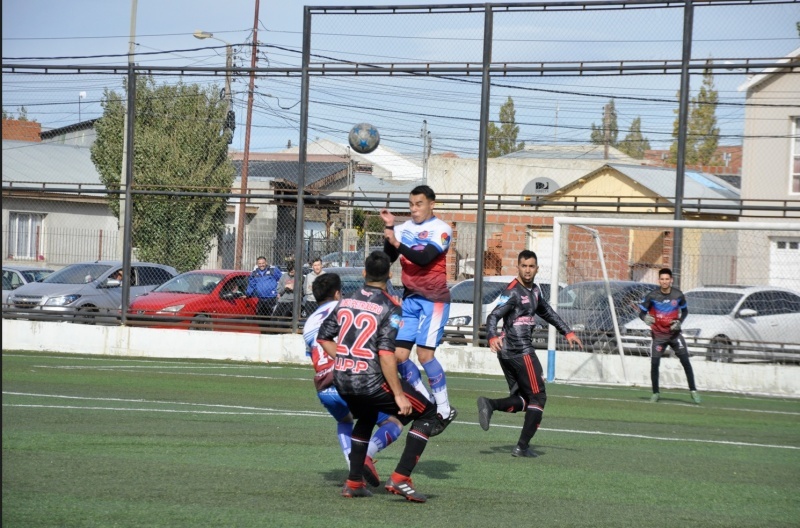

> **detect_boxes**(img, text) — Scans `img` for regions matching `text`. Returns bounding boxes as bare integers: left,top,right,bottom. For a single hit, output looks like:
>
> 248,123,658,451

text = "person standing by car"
303,257,325,304
246,256,282,319
476,250,583,458
639,268,701,404
273,262,299,319
380,184,456,436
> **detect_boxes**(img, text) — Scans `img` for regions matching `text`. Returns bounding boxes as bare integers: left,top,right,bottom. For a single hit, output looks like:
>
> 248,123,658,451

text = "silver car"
2,265,54,306
6,260,177,318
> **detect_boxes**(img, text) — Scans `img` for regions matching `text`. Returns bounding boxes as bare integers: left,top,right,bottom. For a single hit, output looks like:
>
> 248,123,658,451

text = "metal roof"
2,139,104,187
501,144,637,162
231,159,348,187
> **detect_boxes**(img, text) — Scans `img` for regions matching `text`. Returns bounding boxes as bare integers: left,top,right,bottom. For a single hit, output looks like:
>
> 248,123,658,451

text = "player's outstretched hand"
488,336,503,353
566,332,583,350
670,319,681,332
395,393,412,416
644,314,655,326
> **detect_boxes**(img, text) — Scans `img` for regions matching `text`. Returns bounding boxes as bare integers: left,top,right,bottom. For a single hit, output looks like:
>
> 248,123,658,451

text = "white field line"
3,391,798,451
15,361,800,416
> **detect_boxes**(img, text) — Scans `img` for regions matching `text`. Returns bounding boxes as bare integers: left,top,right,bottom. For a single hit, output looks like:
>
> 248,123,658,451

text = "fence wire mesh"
3,1,799,354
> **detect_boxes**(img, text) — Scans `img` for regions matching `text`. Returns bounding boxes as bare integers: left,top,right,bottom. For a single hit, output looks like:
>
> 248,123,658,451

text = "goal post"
546,217,800,383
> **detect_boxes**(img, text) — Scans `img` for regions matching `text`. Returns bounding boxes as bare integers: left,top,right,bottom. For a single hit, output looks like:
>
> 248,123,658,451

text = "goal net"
544,217,800,382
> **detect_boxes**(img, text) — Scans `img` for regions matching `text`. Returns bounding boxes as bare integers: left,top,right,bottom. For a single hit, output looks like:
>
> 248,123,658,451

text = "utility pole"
554,101,559,142
603,102,611,160
234,0,260,270
117,0,137,259
421,120,430,184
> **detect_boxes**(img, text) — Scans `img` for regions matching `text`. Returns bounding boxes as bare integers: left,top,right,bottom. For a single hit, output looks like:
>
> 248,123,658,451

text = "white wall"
3,319,798,397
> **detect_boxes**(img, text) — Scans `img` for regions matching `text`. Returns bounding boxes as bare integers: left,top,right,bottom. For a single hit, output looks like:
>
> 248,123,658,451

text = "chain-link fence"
3,1,800,349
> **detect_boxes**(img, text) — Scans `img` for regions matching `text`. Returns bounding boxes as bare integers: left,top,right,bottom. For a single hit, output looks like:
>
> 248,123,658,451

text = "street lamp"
194,30,244,267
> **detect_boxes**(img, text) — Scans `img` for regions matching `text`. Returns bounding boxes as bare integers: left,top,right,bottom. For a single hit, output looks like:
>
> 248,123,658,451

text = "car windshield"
558,283,643,311
155,273,224,294
450,281,508,304
43,264,112,284
686,291,742,315
21,270,52,282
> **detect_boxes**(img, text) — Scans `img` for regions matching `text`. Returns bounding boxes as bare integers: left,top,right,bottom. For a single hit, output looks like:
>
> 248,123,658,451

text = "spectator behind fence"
246,256,282,318
273,261,300,318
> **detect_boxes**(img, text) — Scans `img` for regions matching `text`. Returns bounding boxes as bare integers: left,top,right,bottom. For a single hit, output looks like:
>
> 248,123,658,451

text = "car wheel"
707,336,733,363
77,305,98,324
190,314,212,331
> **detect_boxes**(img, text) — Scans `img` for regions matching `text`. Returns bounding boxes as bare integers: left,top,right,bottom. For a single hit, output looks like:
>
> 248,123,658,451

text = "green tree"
617,117,651,159
669,69,720,165
487,96,525,157
590,99,619,147
91,76,235,272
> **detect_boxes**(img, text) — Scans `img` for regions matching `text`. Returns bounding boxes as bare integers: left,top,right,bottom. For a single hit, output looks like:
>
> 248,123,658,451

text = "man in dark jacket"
246,256,282,318
476,250,582,458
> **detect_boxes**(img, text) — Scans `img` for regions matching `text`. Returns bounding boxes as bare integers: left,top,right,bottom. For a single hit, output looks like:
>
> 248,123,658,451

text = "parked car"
320,246,385,268
622,285,800,363
128,270,260,331
2,265,53,306
531,280,656,353
301,266,403,316
6,260,177,319
443,276,561,345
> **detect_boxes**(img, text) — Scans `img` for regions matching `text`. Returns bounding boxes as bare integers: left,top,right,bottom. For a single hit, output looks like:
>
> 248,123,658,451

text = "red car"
128,270,260,332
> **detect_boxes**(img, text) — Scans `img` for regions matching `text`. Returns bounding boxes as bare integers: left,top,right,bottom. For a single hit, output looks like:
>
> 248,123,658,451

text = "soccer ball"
348,123,380,154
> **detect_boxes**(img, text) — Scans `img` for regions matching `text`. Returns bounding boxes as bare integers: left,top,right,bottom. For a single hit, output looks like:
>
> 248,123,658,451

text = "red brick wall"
2,119,42,142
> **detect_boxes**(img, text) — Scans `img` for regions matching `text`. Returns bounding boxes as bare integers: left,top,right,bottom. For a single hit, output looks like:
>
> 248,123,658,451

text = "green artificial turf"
3,350,799,527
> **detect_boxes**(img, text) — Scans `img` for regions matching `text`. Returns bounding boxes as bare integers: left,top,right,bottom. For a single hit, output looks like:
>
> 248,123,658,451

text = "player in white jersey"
303,272,402,487
380,185,457,436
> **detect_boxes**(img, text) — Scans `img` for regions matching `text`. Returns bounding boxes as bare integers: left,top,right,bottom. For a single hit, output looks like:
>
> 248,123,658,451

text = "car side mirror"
737,308,757,318
103,279,122,288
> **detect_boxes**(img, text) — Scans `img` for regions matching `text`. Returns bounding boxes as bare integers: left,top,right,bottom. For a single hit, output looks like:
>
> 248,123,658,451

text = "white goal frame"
546,217,800,382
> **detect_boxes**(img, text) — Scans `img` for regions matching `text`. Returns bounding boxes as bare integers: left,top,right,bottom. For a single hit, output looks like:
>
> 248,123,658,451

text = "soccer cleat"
650,393,660,403
691,390,702,404
363,456,380,487
477,397,493,431
511,446,538,458
385,476,427,503
430,406,458,437
342,481,373,498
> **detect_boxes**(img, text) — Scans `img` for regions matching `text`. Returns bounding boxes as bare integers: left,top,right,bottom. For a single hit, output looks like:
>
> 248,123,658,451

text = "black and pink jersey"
639,287,688,339
392,216,451,303
317,284,403,396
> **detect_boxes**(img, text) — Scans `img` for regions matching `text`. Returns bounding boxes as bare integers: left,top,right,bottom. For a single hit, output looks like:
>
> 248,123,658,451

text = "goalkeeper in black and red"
477,250,582,458
638,267,700,404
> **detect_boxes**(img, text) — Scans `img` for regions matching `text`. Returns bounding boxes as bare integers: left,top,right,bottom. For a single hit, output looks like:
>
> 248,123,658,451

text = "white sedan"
622,285,800,363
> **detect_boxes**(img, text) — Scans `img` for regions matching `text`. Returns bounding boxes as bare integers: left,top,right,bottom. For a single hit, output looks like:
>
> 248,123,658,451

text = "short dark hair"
518,250,538,263
659,268,673,277
311,257,322,265
410,185,435,201
365,250,391,282
256,256,267,262
312,273,341,303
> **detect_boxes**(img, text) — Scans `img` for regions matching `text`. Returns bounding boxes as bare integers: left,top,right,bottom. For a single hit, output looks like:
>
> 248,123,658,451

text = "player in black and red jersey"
317,251,438,502
639,268,701,404
476,250,583,458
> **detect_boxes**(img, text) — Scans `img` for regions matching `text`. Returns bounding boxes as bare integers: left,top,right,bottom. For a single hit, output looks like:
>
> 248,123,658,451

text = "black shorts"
651,333,689,359
341,378,436,427
498,350,545,399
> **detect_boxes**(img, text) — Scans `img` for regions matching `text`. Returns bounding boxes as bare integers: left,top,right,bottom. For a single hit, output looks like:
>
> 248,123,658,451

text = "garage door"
770,237,800,290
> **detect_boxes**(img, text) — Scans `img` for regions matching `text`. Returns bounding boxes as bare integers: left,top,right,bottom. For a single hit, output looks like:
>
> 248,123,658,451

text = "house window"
7,212,44,259
793,117,800,194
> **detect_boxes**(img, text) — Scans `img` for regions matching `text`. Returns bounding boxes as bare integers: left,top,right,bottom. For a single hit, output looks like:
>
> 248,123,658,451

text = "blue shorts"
396,295,450,349
317,386,391,424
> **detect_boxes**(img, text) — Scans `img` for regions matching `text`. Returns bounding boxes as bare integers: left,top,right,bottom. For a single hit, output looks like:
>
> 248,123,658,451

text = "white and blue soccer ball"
348,122,380,154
